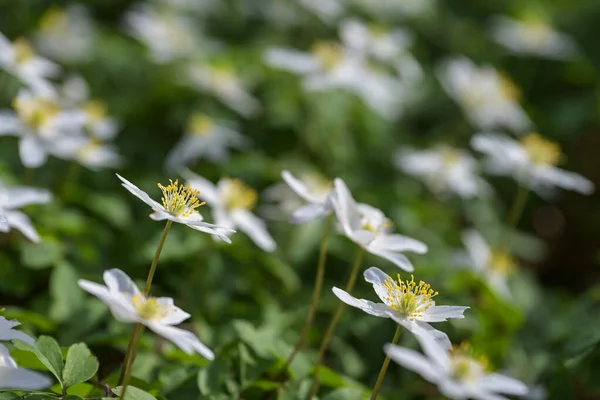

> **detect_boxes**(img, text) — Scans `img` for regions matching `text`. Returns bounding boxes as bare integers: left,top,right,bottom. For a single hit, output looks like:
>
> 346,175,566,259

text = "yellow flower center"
157,179,204,217
76,137,102,158
132,294,168,321
489,249,516,276
383,274,438,318
222,178,257,210
368,23,388,38
83,100,108,124
39,7,66,32
499,74,521,101
441,148,461,166
188,113,213,136
523,18,553,45
13,38,34,64
301,173,332,197
520,132,561,166
312,41,342,70
450,343,489,382
211,66,236,88
13,96,60,132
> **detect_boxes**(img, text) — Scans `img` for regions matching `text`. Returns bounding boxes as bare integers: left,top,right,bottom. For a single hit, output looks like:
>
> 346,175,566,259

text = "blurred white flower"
187,64,260,117
116,174,234,242
52,137,122,171
0,316,35,344
438,57,531,132
395,146,491,199
461,229,516,298
331,178,427,271
78,268,214,360
334,266,468,348
0,183,51,243
0,32,59,96
489,16,578,60
35,5,95,63
0,344,51,390
385,335,528,400
264,42,404,119
471,132,594,195
281,170,333,223
184,171,276,251
0,89,86,168
165,113,247,171
299,0,344,23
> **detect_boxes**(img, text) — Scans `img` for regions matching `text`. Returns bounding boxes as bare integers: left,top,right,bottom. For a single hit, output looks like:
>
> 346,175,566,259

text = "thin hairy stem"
370,325,403,400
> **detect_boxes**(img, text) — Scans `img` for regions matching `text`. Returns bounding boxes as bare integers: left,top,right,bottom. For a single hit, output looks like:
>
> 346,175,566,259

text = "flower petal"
19,136,47,168
103,268,140,297
419,306,469,322
290,203,329,224
461,229,491,272
281,170,323,204
477,373,529,396
116,174,163,211
383,343,441,383
5,210,40,242
366,246,414,272
332,287,390,318
78,279,139,323
232,209,276,251
147,323,214,360
363,266,394,305
4,187,51,209
182,169,219,205
156,298,191,325
330,178,362,236
370,234,428,254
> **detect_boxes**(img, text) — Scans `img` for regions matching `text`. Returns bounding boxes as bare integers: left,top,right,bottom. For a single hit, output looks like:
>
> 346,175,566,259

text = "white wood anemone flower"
78,269,214,360
0,316,35,345
116,174,234,242
437,57,531,133
0,343,52,390
489,16,578,60
281,170,333,224
330,178,427,271
385,335,528,400
165,113,247,172
471,132,594,195
0,183,51,243
298,0,344,24
184,171,276,252
51,136,123,171
333,267,468,348
395,146,491,199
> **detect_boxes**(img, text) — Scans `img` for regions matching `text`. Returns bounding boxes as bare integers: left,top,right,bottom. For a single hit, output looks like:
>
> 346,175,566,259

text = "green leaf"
21,395,58,400
50,262,84,322
13,336,63,385
62,397,84,400
112,386,158,400
62,343,99,388
0,393,21,400
197,357,230,395
19,239,63,269
321,388,366,400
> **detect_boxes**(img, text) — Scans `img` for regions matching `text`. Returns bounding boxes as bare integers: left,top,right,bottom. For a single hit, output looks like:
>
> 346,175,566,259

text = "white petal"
116,174,163,211
103,269,141,297
332,287,390,318
330,178,362,237
0,322,34,344
370,234,428,254
181,169,219,205
0,366,52,390
19,136,47,168
78,279,139,323
156,298,191,325
263,48,320,74
149,210,172,221
412,330,452,372
148,323,214,360
412,321,453,352
363,266,394,304
367,247,414,272
281,170,322,204
461,229,491,272
5,210,40,242
384,343,442,383
419,306,469,322
232,209,276,251
535,166,594,195
184,220,234,243
4,187,51,209
477,373,529,395
290,203,329,224
0,112,22,135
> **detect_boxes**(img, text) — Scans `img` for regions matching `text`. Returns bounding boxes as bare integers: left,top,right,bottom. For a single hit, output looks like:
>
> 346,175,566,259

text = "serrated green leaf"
62,343,99,388
13,336,63,386
112,386,158,400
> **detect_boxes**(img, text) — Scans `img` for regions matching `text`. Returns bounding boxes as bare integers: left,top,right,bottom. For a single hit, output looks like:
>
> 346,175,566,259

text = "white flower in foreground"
0,344,51,390
165,113,247,171
385,335,528,400
0,183,51,242
116,174,233,242
461,229,517,298
331,178,427,271
184,171,276,251
334,267,468,348
438,57,530,132
78,269,214,360
489,16,578,60
187,64,260,117
0,31,59,96
281,170,333,223
395,146,491,199
471,132,594,195
0,316,35,344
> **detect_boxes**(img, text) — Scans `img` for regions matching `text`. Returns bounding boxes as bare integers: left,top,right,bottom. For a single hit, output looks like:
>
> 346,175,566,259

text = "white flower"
330,178,427,271
281,170,333,223
78,269,214,360
489,16,578,60
395,146,491,199
438,57,531,132
165,113,247,171
52,136,122,171
461,229,517,298
187,63,260,117
0,31,59,96
184,171,276,252
0,316,35,345
0,183,51,243
334,267,468,348
34,5,95,63
0,344,51,390
385,335,528,400
298,0,344,23
471,132,594,195
0,89,86,168
116,174,233,242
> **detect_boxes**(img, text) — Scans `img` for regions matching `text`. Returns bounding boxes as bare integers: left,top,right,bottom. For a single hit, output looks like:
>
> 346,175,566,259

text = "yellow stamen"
520,132,562,166
13,37,34,64
13,96,60,132
489,249,516,276
499,74,521,101
222,178,257,210
39,7,66,32
382,274,438,318
311,41,342,70
441,148,461,166
132,294,167,321
188,113,213,136
157,179,204,217
84,100,108,124
449,342,489,381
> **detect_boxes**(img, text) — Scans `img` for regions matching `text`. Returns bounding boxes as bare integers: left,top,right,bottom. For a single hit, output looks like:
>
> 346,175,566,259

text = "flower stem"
119,220,173,399
308,246,365,399
370,325,403,400
501,184,529,247
285,214,333,369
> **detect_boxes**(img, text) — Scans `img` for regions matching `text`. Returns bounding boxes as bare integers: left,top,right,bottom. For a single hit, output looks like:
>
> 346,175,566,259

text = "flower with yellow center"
188,114,213,137
311,41,342,70
520,133,561,166
12,38,34,65
0,182,51,243
281,170,334,224
183,170,276,251
385,334,528,400
333,266,468,349
13,95,59,132
78,268,214,360
116,174,234,242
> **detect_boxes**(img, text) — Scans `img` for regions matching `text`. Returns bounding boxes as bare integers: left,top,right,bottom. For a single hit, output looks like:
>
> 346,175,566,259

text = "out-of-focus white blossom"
281,170,333,223
438,57,531,132
0,182,51,243
299,0,344,24
489,16,578,60
355,0,435,20
35,5,95,63
0,344,51,390
471,132,594,195
395,146,491,199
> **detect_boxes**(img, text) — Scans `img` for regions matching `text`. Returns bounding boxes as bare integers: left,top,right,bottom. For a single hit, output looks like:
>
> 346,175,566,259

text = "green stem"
143,220,173,295
308,246,365,399
370,325,403,400
285,214,333,368
501,184,530,247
